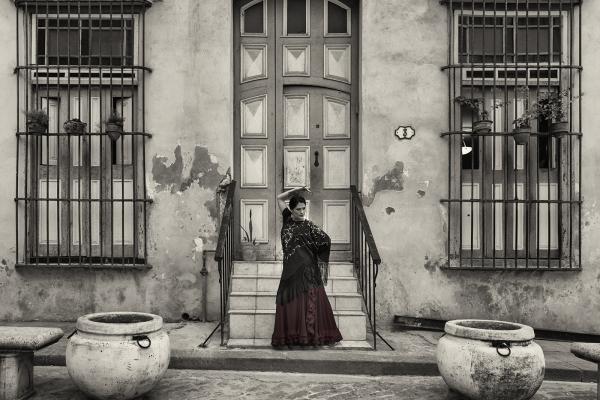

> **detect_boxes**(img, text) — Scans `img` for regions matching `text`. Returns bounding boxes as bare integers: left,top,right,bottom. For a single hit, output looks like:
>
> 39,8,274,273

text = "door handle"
314,151,320,167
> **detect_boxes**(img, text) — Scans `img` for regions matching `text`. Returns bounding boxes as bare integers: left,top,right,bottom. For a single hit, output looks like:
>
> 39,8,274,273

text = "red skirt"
271,286,343,346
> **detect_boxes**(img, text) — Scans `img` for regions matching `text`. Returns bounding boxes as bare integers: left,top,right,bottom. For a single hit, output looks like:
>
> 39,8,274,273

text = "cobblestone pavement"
32,367,596,400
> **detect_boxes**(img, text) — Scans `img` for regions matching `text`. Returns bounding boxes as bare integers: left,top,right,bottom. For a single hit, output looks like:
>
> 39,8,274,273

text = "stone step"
233,261,354,278
231,275,358,293
229,291,363,312
226,338,372,350
229,309,367,341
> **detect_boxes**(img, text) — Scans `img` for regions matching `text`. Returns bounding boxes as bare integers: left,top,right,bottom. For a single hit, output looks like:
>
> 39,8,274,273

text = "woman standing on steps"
271,186,343,348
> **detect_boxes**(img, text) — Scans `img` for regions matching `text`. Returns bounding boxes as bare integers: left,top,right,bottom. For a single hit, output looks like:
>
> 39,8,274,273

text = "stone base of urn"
436,319,545,400
66,312,170,400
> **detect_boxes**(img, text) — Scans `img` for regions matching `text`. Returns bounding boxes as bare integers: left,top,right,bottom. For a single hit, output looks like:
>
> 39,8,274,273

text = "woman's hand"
297,186,311,193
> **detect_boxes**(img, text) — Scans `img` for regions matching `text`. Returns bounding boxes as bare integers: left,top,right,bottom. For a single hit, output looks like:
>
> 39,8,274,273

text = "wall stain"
365,161,405,206
385,207,395,215
152,145,224,221
424,255,446,272
417,189,426,198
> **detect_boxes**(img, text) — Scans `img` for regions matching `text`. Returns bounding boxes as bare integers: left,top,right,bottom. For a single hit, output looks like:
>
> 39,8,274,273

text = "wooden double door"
234,0,358,260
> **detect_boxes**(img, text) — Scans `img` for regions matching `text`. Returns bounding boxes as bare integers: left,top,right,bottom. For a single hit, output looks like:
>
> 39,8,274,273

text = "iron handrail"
200,181,235,347
350,186,381,263
350,185,392,350
215,182,236,262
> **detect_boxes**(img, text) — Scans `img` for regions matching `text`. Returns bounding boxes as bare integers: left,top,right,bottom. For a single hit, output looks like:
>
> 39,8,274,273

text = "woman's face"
291,202,306,220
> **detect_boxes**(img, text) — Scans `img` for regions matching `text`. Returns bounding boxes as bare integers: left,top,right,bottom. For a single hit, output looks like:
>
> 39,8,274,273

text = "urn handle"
133,335,152,349
494,341,511,357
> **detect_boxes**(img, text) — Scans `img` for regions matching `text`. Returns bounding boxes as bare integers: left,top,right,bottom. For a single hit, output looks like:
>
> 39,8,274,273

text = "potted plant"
240,209,257,261
512,114,532,145
63,118,87,134
538,89,571,138
455,96,494,134
25,109,49,133
105,112,125,141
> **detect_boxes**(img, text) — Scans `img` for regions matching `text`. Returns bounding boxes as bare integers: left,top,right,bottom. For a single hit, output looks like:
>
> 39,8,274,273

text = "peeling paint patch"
152,145,224,221
385,207,395,215
365,161,405,205
152,145,184,193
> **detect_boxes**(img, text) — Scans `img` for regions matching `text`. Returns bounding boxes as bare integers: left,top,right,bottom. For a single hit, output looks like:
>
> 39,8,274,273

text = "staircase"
227,261,371,349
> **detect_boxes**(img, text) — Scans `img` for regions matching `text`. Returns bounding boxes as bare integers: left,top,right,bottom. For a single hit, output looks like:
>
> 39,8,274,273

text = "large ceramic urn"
436,319,545,400
66,312,170,400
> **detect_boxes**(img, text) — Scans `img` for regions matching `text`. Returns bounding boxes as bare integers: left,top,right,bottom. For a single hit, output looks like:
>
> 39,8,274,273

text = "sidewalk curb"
34,351,596,383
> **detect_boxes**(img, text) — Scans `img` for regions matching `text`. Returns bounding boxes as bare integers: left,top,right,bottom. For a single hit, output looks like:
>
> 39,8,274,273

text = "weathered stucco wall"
1,0,599,334
361,0,600,333
0,0,232,322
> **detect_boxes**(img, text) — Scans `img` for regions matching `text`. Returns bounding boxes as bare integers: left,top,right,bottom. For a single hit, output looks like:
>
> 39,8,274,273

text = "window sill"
445,258,581,271
16,263,152,270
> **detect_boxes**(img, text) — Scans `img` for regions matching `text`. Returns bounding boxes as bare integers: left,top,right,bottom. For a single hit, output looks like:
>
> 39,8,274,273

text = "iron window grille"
14,0,153,268
441,0,582,270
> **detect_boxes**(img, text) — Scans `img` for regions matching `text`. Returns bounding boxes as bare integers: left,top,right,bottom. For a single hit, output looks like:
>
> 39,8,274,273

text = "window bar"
457,0,464,269
492,0,497,268
15,5,20,264
469,0,475,267
514,0,520,268
577,0,582,270
546,0,552,268
45,2,52,264
557,0,564,269
481,0,487,266
120,0,126,264
56,0,63,267
446,0,452,267
142,7,148,263
85,2,93,267
27,1,33,266
567,0,573,269
126,0,138,267
502,0,508,268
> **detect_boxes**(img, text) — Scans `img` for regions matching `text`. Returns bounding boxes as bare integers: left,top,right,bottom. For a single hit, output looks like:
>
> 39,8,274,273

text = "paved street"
33,367,596,400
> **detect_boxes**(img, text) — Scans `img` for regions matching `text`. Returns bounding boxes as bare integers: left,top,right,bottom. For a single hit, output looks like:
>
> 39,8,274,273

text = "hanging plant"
63,118,87,134
454,96,500,134
105,112,125,141
25,109,49,133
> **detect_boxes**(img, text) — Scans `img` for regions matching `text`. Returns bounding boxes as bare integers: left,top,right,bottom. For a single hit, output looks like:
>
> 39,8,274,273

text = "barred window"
15,1,152,268
442,1,582,270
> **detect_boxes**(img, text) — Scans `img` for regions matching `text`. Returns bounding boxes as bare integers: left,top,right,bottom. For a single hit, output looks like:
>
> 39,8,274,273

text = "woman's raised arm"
277,187,310,212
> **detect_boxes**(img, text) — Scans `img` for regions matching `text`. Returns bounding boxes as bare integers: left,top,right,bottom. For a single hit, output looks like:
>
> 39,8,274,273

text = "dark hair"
289,196,306,210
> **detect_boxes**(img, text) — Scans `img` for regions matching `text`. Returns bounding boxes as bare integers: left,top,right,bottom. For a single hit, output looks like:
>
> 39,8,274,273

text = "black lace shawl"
276,208,331,305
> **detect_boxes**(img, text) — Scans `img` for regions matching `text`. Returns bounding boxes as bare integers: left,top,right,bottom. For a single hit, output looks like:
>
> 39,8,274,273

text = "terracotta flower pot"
436,319,545,400
66,312,170,400
106,123,124,141
512,126,531,145
63,119,87,134
241,242,257,261
26,122,46,134
550,121,569,138
473,119,493,134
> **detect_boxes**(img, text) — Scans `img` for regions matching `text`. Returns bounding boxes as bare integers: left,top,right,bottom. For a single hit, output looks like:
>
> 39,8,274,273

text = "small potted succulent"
240,210,257,261
454,96,494,134
63,118,87,134
105,112,125,141
25,109,49,133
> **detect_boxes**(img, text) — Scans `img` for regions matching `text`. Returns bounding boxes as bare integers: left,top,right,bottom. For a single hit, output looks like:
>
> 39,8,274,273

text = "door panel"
235,0,357,260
